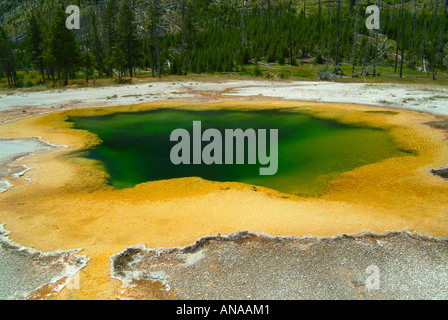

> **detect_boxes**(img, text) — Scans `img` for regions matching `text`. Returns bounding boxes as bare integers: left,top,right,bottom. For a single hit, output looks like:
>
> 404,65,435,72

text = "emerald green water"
69,109,409,197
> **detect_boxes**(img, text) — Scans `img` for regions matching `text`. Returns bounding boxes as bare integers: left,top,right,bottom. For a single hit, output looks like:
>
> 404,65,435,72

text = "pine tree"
40,18,56,82
149,0,162,79
103,0,119,78
180,0,194,75
111,47,127,82
118,1,138,78
26,13,45,83
88,11,104,79
433,1,445,79
81,51,95,84
352,0,360,75
0,27,17,86
335,0,341,69
49,6,79,86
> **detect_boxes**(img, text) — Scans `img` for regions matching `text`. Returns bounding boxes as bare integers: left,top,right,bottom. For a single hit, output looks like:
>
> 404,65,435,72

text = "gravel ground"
0,224,89,300
111,230,448,300
224,82,448,116
1,81,447,117
0,138,55,193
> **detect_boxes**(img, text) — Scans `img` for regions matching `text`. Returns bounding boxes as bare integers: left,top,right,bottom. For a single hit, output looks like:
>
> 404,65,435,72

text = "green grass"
2,59,447,93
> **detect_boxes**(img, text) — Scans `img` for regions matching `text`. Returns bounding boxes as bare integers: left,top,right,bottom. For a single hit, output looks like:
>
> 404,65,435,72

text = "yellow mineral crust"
0,100,447,300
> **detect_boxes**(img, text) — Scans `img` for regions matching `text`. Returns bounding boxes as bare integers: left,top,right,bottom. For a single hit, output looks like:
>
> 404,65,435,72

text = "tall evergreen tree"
149,0,162,79
118,1,138,78
26,13,45,83
352,0,360,75
335,0,341,68
49,6,79,85
40,18,56,82
180,0,194,75
1,0,447,81
103,0,119,77
111,48,127,82
0,27,17,86
88,11,104,78
81,50,95,83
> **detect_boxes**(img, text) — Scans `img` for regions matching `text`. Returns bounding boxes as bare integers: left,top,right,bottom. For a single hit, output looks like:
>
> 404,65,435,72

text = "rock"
431,166,448,179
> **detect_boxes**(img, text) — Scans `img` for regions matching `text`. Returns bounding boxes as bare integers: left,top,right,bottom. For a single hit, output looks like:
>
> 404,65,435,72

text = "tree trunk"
40,60,46,84
411,0,417,48
335,0,341,68
184,50,190,76
434,0,440,18
394,2,404,74
433,1,445,79
361,31,372,76
155,30,161,79
373,0,382,77
288,22,293,66
181,0,188,75
146,33,155,78
352,0,359,75
400,2,405,78
421,3,431,74
242,0,246,45
128,40,133,78
373,29,379,77
151,0,161,79
64,66,68,86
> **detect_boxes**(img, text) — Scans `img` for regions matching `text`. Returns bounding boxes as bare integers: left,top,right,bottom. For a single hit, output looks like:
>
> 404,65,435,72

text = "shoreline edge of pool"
1,99,448,300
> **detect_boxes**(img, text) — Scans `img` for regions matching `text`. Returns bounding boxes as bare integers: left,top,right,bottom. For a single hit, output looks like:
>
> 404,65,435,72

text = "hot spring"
69,108,410,197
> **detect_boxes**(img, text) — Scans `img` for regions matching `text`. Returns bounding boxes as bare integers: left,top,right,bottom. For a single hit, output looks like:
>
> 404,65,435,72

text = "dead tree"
394,0,404,74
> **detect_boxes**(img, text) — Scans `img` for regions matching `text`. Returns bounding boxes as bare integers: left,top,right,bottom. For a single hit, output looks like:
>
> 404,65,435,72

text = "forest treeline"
0,0,447,87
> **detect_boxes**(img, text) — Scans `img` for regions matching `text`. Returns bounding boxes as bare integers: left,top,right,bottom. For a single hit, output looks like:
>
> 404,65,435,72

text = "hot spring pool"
69,108,410,197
